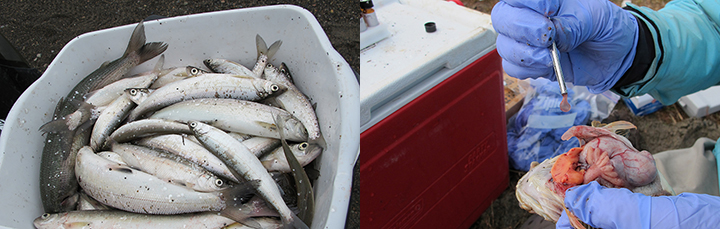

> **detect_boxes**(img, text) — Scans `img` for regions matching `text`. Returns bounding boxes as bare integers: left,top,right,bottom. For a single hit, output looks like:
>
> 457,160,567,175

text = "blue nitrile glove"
556,181,720,229
491,0,638,93
615,0,720,105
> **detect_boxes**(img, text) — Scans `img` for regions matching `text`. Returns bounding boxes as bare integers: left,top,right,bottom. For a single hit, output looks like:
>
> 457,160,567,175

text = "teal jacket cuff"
612,0,720,105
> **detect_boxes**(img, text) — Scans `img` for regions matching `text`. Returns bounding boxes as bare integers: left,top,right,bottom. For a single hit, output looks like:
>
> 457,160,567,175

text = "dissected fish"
517,121,670,228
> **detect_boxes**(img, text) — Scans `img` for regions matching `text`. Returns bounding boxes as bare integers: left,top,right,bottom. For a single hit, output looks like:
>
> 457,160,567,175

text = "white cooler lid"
360,0,497,132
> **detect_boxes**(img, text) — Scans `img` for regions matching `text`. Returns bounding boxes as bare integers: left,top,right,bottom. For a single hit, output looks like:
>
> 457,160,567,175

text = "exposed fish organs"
189,121,309,229
264,63,321,141
75,146,254,218
150,98,308,142
111,143,227,192
40,21,167,213
127,73,282,121
135,134,240,183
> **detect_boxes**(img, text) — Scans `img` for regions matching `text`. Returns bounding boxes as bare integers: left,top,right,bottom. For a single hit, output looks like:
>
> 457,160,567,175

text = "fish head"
185,66,208,77
33,213,67,228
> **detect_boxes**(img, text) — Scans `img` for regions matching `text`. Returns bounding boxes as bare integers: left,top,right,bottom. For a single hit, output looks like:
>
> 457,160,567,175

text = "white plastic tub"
0,5,359,229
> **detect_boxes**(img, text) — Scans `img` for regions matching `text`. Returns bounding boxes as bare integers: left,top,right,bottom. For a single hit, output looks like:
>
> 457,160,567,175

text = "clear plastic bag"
507,79,592,171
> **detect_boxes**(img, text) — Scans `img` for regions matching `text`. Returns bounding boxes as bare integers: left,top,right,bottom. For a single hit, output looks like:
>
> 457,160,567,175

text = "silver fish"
274,114,315,225
150,98,307,141
125,87,154,104
107,118,192,144
260,142,323,173
111,143,227,192
203,58,257,78
76,192,110,211
135,134,240,183
264,63,321,141
128,74,282,121
90,92,136,151
40,21,167,213
189,121,308,229
75,146,252,216
241,136,280,158
151,65,207,89
97,151,126,165
252,34,282,77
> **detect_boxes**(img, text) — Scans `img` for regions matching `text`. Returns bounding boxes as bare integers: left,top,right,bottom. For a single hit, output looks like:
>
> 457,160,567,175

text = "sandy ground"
0,1,359,228
460,0,720,228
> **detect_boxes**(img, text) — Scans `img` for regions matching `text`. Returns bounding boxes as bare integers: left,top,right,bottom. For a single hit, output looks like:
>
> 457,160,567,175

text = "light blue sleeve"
713,139,720,193
612,0,720,105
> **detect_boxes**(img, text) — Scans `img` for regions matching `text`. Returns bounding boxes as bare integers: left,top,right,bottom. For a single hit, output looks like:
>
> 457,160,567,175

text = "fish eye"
189,122,197,128
190,68,200,75
129,88,137,95
215,179,224,187
271,85,279,92
41,213,50,219
299,142,308,150
280,69,286,74
267,64,273,68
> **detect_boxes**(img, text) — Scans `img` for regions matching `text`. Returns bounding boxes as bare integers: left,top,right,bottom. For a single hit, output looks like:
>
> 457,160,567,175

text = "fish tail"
39,102,95,133
39,118,70,133
138,42,168,63
283,213,310,229
124,21,168,64
266,40,283,60
219,185,270,225
256,34,268,59
124,21,147,58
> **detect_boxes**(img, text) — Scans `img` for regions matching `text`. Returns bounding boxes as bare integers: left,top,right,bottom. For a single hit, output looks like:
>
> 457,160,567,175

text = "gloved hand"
491,0,638,93
556,181,720,229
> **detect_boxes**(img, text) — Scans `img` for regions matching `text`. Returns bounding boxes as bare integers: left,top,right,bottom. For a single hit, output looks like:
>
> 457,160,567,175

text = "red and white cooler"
360,0,509,228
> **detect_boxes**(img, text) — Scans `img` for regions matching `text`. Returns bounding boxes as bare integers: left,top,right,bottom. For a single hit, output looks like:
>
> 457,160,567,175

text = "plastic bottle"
360,0,380,27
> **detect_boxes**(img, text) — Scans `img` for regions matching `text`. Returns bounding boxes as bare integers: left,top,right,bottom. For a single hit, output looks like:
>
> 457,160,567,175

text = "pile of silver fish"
35,21,322,229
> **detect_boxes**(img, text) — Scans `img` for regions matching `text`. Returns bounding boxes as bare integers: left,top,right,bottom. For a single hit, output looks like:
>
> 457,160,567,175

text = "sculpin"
40,21,167,213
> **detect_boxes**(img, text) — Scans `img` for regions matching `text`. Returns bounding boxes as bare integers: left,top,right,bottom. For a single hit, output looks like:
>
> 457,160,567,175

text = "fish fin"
266,40,283,60
273,114,315,226
125,21,147,58
256,34,268,59
219,184,260,223
153,54,165,73
284,213,310,229
66,222,92,228
138,42,169,63
254,121,278,131
38,117,69,133
100,61,111,68
39,101,94,133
